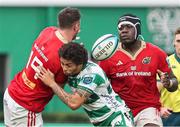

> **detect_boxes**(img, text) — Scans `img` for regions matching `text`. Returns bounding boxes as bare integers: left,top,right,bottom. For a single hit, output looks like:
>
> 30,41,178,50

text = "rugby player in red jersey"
99,14,178,127
3,7,81,127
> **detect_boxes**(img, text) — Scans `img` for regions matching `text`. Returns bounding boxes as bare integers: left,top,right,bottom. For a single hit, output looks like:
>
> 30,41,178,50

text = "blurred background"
0,0,180,126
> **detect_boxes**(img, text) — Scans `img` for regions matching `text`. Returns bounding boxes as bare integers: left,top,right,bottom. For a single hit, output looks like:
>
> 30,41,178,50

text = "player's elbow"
68,103,81,110
70,106,79,110
67,93,85,110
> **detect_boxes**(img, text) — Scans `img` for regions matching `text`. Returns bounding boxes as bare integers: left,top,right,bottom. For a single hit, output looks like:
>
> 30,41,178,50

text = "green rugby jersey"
68,61,132,125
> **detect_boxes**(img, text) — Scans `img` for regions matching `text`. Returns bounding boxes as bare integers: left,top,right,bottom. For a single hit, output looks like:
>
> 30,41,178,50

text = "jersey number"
26,51,43,79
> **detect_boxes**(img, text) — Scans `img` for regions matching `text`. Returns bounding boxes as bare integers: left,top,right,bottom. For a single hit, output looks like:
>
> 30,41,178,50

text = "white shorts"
134,107,163,127
3,89,43,127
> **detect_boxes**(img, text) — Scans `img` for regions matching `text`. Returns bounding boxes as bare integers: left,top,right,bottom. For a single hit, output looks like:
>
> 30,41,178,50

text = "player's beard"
72,35,77,40
121,38,137,49
72,29,81,40
121,38,136,45
72,32,79,40
120,33,136,45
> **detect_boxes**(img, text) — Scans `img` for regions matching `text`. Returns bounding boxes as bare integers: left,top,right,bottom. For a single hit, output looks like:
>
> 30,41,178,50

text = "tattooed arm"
36,66,91,110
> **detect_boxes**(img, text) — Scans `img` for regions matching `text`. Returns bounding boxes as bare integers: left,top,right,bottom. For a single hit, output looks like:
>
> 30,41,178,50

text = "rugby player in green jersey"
36,42,134,127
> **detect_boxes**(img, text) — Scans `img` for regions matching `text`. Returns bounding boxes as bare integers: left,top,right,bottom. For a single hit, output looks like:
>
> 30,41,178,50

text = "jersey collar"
174,52,180,63
55,30,68,44
118,41,146,60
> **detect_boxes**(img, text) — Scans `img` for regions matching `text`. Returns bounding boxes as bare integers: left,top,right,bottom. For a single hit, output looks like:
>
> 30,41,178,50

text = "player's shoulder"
36,26,58,40
146,42,160,50
168,54,175,59
146,42,166,54
41,26,57,33
168,53,176,62
84,61,104,73
86,61,100,71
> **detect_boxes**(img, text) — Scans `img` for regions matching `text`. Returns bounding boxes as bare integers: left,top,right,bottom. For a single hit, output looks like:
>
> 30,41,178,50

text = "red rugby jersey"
99,41,171,116
8,27,67,112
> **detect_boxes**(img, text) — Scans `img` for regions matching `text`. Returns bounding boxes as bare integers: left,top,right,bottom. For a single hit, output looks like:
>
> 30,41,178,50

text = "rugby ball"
91,34,119,61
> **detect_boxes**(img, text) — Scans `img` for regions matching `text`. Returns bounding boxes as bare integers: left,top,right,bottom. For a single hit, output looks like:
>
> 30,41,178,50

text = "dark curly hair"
59,42,88,65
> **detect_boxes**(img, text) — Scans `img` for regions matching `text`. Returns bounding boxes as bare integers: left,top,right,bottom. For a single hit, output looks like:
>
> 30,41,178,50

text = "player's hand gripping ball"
91,34,119,61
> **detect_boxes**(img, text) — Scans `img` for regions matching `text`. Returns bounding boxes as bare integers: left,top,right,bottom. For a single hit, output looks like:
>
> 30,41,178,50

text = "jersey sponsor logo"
83,77,93,84
22,71,36,89
102,94,121,108
116,71,151,77
142,57,151,64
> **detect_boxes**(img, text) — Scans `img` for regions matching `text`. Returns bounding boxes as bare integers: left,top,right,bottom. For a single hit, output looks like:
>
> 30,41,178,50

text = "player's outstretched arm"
36,66,91,110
